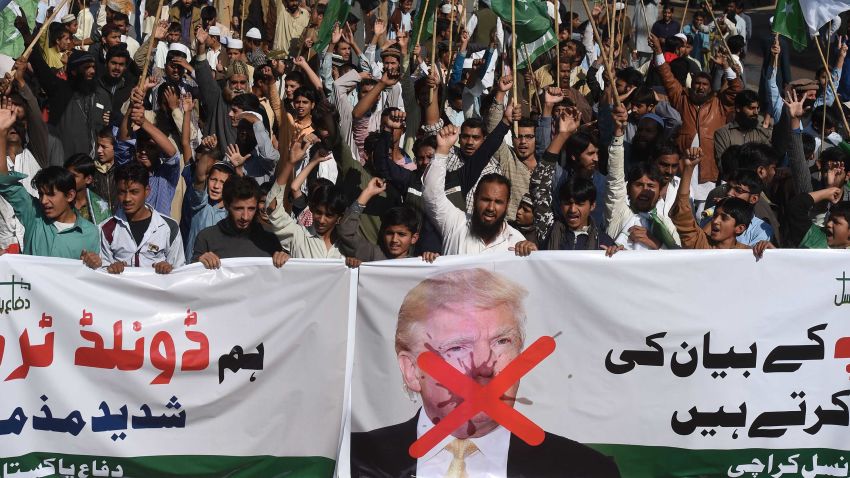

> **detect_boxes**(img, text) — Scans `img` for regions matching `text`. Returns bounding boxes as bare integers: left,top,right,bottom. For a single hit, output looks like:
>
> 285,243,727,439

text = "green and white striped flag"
489,0,557,69
774,0,850,51
0,0,37,58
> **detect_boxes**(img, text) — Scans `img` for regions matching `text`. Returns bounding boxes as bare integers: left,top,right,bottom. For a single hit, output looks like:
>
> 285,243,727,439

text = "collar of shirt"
415,409,511,468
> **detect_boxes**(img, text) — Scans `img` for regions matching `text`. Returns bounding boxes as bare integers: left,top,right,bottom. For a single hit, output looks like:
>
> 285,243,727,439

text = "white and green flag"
489,0,557,69
774,0,850,51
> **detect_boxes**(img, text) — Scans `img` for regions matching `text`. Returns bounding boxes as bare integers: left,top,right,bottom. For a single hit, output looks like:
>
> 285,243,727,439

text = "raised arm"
353,65,399,119
423,125,466,238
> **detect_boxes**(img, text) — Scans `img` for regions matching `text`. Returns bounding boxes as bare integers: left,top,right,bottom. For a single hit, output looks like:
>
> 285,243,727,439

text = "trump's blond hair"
395,268,529,354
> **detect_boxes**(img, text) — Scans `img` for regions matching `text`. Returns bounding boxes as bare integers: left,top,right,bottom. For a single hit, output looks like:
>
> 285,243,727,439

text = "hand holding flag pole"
579,0,621,107
813,33,850,136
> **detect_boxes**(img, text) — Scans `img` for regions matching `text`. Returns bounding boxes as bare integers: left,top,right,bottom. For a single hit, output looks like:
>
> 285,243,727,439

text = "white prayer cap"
228,38,244,50
61,14,76,23
168,43,191,57
209,25,221,36
107,0,123,12
674,33,688,42
615,2,625,10
246,27,261,40
440,3,452,14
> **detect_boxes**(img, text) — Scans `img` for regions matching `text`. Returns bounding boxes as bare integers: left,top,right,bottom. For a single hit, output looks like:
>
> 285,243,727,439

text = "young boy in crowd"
89,162,185,273
671,148,753,250
0,107,99,261
65,153,112,226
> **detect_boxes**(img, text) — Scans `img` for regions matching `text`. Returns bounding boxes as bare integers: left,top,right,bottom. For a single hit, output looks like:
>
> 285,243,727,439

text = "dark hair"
670,57,690,85
231,93,263,114
210,161,235,177
64,153,96,177
727,35,745,55
360,77,378,89
564,131,597,169
729,169,763,196
738,142,779,170
821,146,850,170
811,106,837,132
802,133,817,160
517,117,536,130
715,196,754,226
97,126,115,142
363,131,384,157
558,176,597,204
626,162,664,187
259,181,273,196
461,117,487,135
195,144,223,162
252,67,272,84
380,207,421,235
829,202,850,224
167,21,182,33
447,83,463,103
693,11,705,20
719,144,742,181
474,173,511,200
32,166,76,196
115,161,150,188
734,89,759,109
652,141,680,160
111,12,129,23
48,22,70,47
200,5,217,21
566,39,586,62
631,86,658,107
292,86,318,104
413,135,437,155
692,71,712,85
308,183,346,215
222,175,260,207
664,36,684,54
101,23,121,39
105,44,131,62
284,71,305,87
616,68,643,89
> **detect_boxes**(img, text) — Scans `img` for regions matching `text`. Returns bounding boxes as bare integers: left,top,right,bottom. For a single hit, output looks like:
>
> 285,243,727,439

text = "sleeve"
788,130,813,195
190,230,209,263
713,128,730,169
669,186,710,249
115,139,135,165
460,121,509,191
484,98,504,134
450,51,466,85
192,58,224,115
99,225,115,264
337,202,382,261
766,66,784,123
423,153,467,238
536,116,552,158
166,228,186,267
0,173,39,231
266,181,311,249
656,62,687,111
785,192,816,248
603,135,631,238
531,152,557,246
252,121,280,172
18,84,49,169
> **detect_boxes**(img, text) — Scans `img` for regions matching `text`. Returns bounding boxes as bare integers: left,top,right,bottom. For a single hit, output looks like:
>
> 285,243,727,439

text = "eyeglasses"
729,185,752,195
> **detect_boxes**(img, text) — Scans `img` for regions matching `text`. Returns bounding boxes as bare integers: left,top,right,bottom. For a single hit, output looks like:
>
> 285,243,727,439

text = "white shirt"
7,149,41,198
423,153,524,255
121,35,140,57
414,410,510,478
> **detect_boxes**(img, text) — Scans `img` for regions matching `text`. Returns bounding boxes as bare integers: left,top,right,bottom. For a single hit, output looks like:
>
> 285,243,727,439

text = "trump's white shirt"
415,410,511,478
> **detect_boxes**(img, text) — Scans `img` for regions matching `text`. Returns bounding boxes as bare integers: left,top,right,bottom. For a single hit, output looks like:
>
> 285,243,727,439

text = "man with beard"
193,27,246,154
713,90,772,167
98,45,135,126
273,0,310,55
424,125,525,255
88,23,123,77
29,48,112,158
649,32,742,211
605,105,681,249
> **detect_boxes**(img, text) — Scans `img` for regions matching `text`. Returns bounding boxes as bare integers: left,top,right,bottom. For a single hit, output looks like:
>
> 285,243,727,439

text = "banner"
350,251,850,478
0,256,353,478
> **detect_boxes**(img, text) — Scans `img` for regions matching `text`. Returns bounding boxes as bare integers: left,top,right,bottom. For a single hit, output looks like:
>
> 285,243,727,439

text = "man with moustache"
350,268,620,477
423,125,525,255
713,90,772,167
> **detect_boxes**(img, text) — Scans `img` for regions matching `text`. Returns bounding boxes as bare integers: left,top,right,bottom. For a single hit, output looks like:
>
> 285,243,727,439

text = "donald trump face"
395,269,527,439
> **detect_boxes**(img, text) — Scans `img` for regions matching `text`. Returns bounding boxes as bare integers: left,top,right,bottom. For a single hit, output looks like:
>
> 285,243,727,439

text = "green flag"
489,0,557,69
313,0,351,54
411,0,439,48
0,0,38,58
773,0,808,51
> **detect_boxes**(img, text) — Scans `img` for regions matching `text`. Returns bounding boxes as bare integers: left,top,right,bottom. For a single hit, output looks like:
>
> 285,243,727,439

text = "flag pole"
679,0,689,33
580,0,620,106
447,0,456,99
823,23,831,148
20,0,72,60
522,43,545,112
414,0,431,50
814,34,850,135
772,32,779,70
568,0,573,38
429,4,438,104
702,0,731,59
511,0,518,134
138,0,166,88
555,0,560,87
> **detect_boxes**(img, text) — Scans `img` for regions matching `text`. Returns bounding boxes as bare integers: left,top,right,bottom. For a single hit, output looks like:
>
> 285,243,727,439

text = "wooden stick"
823,24,831,147
679,0,689,33
555,0,560,86
637,0,652,35
702,0,731,59
618,1,627,66
522,43,544,113
772,32,779,70
414,0,431,51
511,0,518,133
240,0,246,38
580,0,620,106
448,0,455,62
814,34,850,135
569,0,573,38
137,0,165,88
429,5,438,104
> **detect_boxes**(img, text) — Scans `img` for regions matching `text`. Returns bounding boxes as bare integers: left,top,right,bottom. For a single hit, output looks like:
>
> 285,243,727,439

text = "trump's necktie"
444,438,478,478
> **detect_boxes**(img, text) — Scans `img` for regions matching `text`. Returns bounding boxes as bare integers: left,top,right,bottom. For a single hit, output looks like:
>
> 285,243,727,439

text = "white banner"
350,251,850,478
0,256,353,477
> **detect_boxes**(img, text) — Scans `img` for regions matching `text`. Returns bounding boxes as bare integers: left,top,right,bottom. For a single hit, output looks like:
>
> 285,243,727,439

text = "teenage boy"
186,149,232,259
0,107,99,260
65,154,112,226
91,162,185,273
701,169,774,245
671,148,753,249
193,175,288,268
783,187,850,249
338,177,420,261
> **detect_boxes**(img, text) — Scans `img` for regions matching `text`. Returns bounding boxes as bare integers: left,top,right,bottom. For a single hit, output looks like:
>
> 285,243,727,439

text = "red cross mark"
409,336,556,458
